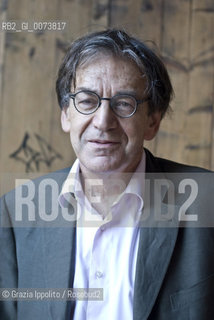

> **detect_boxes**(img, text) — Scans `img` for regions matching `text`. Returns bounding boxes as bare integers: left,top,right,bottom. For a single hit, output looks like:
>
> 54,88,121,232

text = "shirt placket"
86,221,111,319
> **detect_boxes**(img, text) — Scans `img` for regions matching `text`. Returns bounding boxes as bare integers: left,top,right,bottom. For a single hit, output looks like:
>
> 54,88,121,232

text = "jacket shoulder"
1,167,71,212
156,157,210,173
144,148,211,173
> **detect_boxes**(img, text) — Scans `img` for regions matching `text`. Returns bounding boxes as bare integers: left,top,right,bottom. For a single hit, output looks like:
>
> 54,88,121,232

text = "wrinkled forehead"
71,51,146,90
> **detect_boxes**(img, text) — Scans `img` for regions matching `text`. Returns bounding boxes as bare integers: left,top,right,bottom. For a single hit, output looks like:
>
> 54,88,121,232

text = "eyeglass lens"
74,91,136,117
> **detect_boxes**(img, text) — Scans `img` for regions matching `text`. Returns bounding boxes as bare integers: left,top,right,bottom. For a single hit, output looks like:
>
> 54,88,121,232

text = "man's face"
61,55,161,176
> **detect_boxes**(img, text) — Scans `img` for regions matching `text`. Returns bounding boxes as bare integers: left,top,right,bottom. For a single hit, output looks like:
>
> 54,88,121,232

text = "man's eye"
115,101,133,108
119,101,131,107
79,99,96,106
80,99,92,104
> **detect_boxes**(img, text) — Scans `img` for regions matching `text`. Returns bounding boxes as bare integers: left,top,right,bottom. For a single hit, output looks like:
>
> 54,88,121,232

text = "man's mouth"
88,139,120,147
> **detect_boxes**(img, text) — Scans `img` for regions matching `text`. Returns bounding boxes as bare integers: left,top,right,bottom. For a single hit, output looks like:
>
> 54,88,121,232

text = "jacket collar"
133,149,179,320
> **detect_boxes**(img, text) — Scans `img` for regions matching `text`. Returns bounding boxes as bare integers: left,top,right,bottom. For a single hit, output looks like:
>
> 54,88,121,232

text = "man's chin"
80,158,123,174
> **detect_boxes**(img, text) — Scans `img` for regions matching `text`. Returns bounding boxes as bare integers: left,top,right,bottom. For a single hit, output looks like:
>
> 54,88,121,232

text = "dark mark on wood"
185,144,210,150
0,64,4,75
194,8,214,13
141,0,153,12
193,46,214,62
158,131,178,139
163,56,188,72
5,33,20,52
29,47,36,59
93,3,108,20
192,57,214,69
188,105,213,114
56,38,69,53
163,55,214,73
10,132,63,173
35,31,45,37
1,0,8,11
110,4,128,16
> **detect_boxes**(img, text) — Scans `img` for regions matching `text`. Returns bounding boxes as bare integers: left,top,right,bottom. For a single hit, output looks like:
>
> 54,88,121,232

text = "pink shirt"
59,150,146,319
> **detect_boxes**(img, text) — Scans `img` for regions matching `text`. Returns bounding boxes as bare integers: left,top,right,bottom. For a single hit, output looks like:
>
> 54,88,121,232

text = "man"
0,29,214,320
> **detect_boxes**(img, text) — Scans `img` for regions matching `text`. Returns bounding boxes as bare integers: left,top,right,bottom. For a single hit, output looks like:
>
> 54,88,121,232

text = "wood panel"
0,0,59,190
185,0,214,168
155,0,192,163
155,0,213,169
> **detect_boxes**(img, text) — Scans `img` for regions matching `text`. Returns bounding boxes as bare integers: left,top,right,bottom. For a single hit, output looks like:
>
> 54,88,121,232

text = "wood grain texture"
0,0,8,196
184,0,214,168
0,0,59,176
155,0,192,163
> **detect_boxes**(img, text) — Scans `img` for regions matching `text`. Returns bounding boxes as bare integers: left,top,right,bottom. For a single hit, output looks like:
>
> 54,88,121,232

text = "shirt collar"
58,159,80,208
58,149,146,212
120,150,145,210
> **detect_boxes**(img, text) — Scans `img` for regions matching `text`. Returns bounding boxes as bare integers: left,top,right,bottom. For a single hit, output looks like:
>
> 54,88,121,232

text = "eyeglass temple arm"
136,97,151,104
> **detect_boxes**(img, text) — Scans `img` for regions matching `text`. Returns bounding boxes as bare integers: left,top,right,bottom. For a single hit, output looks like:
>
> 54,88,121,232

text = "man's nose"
92,99,118,131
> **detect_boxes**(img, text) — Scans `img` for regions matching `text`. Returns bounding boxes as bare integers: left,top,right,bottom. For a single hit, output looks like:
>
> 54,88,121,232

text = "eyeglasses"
68,90,150,118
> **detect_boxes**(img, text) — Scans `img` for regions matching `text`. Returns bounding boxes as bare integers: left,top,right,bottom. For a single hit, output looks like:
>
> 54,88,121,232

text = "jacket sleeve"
0,195,18,320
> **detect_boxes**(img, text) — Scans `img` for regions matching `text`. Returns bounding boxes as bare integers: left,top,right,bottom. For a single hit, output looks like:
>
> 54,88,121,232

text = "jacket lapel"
133,223,179,320
40,169,77,319
43,220,76,319
133,149,179,320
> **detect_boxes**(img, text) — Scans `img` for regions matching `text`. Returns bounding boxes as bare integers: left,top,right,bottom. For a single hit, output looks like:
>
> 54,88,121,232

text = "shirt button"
100,226,105,231
95,271,104,279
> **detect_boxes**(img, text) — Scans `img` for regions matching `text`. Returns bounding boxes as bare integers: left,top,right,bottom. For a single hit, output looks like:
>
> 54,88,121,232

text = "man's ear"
144,112,162,141
61,108,71,132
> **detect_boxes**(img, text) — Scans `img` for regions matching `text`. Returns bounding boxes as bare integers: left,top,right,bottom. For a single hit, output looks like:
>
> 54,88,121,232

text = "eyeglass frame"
67,90,151,118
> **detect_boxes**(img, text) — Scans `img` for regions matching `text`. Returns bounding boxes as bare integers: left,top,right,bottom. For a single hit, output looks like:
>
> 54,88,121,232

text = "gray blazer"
1,149,214,320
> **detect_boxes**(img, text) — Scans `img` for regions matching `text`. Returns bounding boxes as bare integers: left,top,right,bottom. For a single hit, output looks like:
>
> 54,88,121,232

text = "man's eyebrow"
115,90,138,97
75,87,92,92
74,87,139,97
